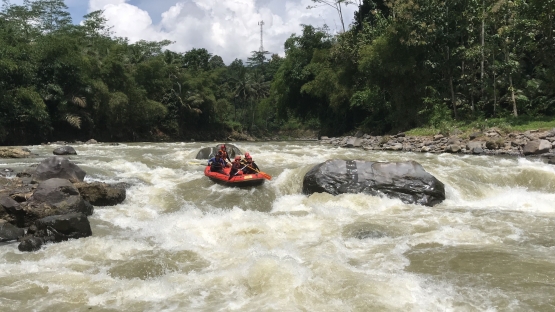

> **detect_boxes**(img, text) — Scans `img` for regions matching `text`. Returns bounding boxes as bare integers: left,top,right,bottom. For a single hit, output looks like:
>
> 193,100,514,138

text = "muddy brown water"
1,141,555,311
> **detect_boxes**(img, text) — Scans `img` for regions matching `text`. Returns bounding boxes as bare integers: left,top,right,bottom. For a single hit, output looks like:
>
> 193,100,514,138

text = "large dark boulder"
0,220,24,242
22,178,92,226
34,213,92,242
74,182,126,206
18,213,92,252
302,160,445,207
53,146,77,155
34,156,86,183
195,144,242,159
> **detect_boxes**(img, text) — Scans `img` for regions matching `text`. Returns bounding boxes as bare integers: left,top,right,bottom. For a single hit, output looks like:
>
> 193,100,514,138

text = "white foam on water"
272,168,308,196
410,225,502,247
444,186,555,215
271,194,311,213
3,142,555,311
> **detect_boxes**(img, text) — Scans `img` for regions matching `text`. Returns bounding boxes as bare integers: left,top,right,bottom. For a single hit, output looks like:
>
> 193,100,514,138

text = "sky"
8,0,359,63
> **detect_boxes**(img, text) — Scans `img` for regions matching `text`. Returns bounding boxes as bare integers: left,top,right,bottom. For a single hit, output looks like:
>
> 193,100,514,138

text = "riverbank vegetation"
1,0,554,145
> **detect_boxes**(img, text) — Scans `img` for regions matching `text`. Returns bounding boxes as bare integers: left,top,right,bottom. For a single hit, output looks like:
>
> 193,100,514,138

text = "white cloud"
89,0,126,11
88,0,357,63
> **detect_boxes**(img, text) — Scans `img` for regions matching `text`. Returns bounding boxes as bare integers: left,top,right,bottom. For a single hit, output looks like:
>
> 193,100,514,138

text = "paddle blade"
259,171,272,180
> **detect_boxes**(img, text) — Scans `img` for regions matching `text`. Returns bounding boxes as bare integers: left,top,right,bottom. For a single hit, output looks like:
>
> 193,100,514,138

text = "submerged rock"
18,236,44,252
302,159,445,206
342,222,388,240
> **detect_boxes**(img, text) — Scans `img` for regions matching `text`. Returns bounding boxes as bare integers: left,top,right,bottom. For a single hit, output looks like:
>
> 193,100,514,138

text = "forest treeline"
1,0,554,145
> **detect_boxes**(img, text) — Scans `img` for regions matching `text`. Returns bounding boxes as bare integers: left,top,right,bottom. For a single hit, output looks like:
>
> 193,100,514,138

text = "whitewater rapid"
1,142,555,311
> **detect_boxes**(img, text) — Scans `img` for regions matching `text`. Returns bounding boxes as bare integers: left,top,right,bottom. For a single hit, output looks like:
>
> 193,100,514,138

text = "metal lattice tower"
258,20,265,52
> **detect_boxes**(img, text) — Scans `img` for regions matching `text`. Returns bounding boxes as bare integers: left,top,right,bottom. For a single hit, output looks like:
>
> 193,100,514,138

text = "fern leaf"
65,114,82,129
72,96,87,108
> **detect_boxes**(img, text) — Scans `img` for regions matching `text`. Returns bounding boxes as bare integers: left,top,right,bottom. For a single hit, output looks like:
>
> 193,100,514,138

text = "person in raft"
228,155,244,180
219,144,232,164
208,151,227,174
241,152,260,174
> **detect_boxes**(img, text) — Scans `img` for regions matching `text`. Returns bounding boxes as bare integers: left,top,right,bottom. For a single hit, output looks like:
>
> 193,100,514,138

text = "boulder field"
320,128,555,160
0,156,126,252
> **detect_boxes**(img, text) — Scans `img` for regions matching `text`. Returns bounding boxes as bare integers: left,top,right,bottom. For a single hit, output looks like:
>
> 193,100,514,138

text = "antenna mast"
258,20,265,52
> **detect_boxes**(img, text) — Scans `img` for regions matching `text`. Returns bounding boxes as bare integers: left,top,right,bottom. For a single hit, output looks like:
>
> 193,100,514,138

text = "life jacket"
241,160,258,174
209,157,225,170
220,150,230,162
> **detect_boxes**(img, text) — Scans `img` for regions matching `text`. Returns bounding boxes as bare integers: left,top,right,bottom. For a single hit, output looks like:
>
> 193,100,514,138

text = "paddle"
246,164,272,180
228,165,247,180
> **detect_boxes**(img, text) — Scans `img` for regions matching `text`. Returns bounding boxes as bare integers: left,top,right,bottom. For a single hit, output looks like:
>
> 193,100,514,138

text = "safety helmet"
220,144,226,150
234,155,241,161
244,152,250,158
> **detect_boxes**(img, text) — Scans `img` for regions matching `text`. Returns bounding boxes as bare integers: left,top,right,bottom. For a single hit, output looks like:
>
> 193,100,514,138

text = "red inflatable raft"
204,166,267,187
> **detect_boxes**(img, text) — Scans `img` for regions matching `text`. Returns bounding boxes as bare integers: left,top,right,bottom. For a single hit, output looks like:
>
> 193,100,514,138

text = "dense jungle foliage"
1,0,554,144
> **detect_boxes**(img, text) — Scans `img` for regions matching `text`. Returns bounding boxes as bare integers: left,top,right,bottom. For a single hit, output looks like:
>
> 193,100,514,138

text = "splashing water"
1,142,555,311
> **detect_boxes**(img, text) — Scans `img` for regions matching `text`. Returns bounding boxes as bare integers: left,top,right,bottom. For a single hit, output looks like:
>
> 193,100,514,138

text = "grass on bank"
405,116,555,137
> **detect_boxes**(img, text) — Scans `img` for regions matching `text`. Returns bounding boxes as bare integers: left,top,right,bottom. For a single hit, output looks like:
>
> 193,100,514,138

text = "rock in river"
21,178,93,226
0,147,30,158
34,156,86,183
74,182,126,206
53,146,77,155
302,159,445,206
0,220,25,242
195,144,242,159
34,213,92,242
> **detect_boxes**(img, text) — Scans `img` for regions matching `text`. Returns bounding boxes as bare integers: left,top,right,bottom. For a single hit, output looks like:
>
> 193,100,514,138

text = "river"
1,141,555,311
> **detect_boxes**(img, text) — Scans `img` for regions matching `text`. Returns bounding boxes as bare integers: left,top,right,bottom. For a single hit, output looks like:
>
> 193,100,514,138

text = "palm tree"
231,70,269,129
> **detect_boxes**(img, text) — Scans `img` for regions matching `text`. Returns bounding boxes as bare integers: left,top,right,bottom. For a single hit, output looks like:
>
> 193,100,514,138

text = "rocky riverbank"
0,154,126,251
321,128,555,163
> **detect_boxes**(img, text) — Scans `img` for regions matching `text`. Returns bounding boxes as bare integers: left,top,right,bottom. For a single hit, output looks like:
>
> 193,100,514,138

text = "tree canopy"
1,0,554,144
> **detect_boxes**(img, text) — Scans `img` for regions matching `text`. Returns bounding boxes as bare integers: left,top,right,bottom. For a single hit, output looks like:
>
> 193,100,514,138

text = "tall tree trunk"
251,101,256,130
338,2,345,32
449,72,457,120
445,5,457,119
481,0,485,82
504,1,518,118
446,43,457,119
492,51,497,117
504,42,518,117
509,75,517,117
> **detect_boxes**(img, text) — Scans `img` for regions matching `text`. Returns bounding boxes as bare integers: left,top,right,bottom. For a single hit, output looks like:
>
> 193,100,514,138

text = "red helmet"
244,152,250,158
220,144,226,150
234,155,241,161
